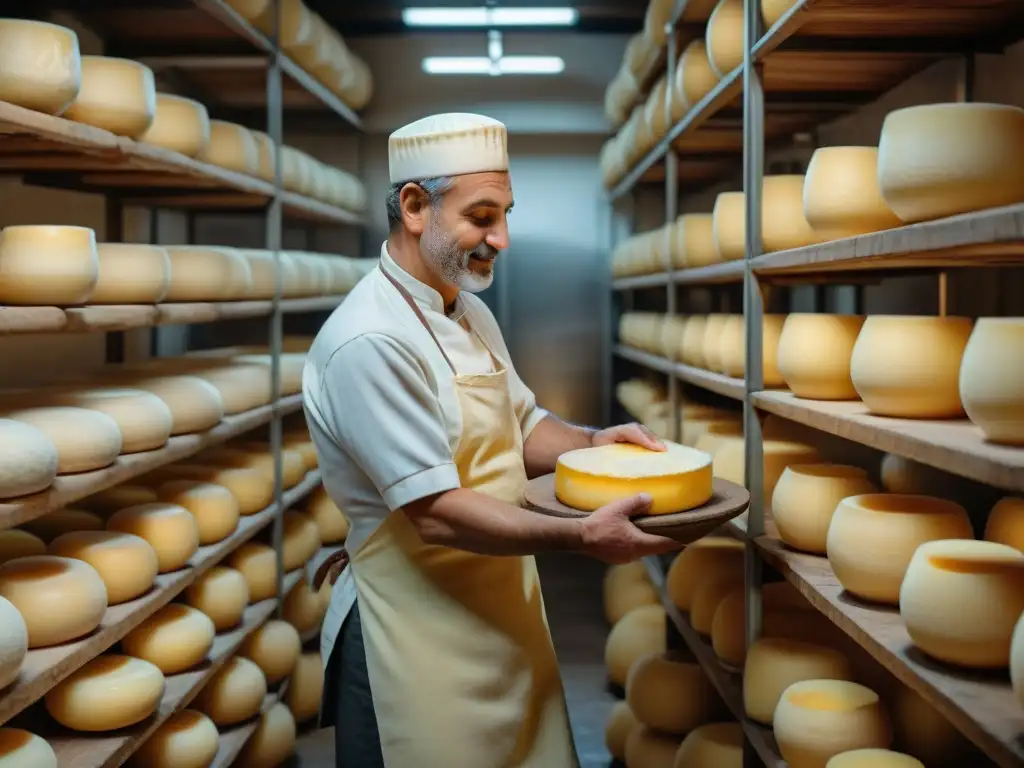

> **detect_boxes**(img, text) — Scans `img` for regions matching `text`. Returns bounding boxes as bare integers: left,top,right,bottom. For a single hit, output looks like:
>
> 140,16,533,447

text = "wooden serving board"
523,475,750,544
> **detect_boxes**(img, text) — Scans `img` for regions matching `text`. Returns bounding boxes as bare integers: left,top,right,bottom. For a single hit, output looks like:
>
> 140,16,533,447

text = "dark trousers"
323,602,385,767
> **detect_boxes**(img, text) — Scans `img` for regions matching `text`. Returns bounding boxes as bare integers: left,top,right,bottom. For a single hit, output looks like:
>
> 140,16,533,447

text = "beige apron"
347,268,577,767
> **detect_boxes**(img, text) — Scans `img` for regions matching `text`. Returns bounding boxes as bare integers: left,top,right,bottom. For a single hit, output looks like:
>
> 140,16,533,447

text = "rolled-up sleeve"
319,333,461,510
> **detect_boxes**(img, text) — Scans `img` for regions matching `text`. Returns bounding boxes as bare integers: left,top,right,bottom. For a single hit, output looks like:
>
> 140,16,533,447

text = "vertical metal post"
664,23,680,443
941,53,975,318
105,199,126,364
149,207,162,358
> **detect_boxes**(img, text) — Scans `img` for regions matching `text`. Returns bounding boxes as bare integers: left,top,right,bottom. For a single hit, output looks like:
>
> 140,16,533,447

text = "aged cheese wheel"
671,214,718,271
107,503,199,573
165,465,273,515
717,314,787,386
851,315,973,418
772,464,878,554
157,480,239,545
713,595,826,668
123,375,224,435
677,316,705,367
893,685,975,767
1012,613,1024,708
195,655,266,726
625,725,682,768
878,453,964,499
743,637,854,724
691,573,744,635
241,250,277,300
0,419,58,500
676,722,743,767
775,680,892,767
138,93,211,157
123,603,214,675
205,445,305,488
189,364,271,414
700,314,732,373
803,147,901,240
285,432,318,470
21,509,104,543
198,120,259,175
693,421,743,459
706,0,743,76
604,562,658,625
282,510,321,571
673,41,720,116
666,537,744,611
229,542,278,602
283,576,325,635
48,531,158,605
81,485,158,516
777,314,866,400
877,102,1024,223
53,388,172,454
92,244,171,304
126,709,218,768
605,604,666,686
242,620,300,685
713,437,820,504
626,652,722,734
237,702,296,768
64,56,155,137
763,175,820,253
164,247,253,302
900,539,1024,668
0,596,27,690
0,530,45,565
305,486,350,544
186,566,249,631
234,352,305,396
0,19,81,115
762,0,798,26
0,224,98,306
960,317,1024,444
713,192,745,261
287,651,323,723
605,701,638,760
825,750,923,768
827,494,973,605
0,729,56,768
660,316,687,361
4,406,121,473
46,654,164,731
555,442,713,515
986,496,1024,551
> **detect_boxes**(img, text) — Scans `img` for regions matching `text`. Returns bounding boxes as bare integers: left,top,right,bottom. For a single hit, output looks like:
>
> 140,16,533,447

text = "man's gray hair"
386,176,453,231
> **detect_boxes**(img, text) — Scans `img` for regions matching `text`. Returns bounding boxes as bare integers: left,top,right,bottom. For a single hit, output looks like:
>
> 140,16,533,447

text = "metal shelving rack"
606,1,1024,766
0,1,361,762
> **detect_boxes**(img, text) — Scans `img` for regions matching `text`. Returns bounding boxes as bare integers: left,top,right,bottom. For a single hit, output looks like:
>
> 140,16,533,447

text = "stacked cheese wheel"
611,213,722,278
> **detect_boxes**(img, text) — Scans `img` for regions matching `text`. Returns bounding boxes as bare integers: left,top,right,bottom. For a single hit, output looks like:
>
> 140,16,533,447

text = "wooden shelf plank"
612,261,745,290
0,394,305,531
614,347,746,401
752,391,1024,493
614,345,676,375
46,598,277,768
643,556,785,768
0,470,321,727
755,530,1024,768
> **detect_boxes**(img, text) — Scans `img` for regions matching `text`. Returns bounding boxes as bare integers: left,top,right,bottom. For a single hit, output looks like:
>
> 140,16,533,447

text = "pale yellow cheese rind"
185,566,249,632
45,654,165,731
48,530,158,605
0,728,57,768
195,656,266,727
125,709,218,768
242,620,300,684
122,604,215,675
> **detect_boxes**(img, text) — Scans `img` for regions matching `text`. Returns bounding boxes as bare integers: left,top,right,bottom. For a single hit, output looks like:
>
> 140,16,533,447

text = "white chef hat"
388,113,508,184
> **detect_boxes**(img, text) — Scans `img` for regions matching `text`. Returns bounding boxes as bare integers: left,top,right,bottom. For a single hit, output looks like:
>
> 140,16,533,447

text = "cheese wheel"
189,364,272,414
157,480,239,545
80,485,159,516
139,94,211,157
164,247,253,302
605,701,638,761
691,572,744,635
762,0,798,26
676,722,743,767
827,494,973,605
774,680,893,768
92,243,171,304
122,603,215,674
713,437,820,504
673,41,720,116
604,562,658,625
228,542,278,602
46,654,164,731
625,725,682,768
777,314,866,400
164,465,272,515
198,120,259,175
242,620,300,685
877,103,1024,223
960,317,1024,445
713,598,827,669
605,604,666,686
878,453,965,498
666,537,744,612
826,750,923,768
0,596,27,691
772,464,878,554
4,406,121,473
0,729,55,767
743,637,854,724
283,576,326,635
52,388,172,454
706,0,743,76
64,56,156,137
986,496,1024,551
680,315,709,366
48,531,158,605
693,422,744,460
186,566,249,631
282,510,322,571
195,656,267,726
0,19,80,115
122,375,224,435
230,352,305,397
803,147,901,240
899,539,1024,668
287,651,323,723
851,315,973,419
626,652,722,734
893,685,975,767
0,225,98,306
712,192,745,261
763,174,821,253
305,486,349,544
237,702,297,768
107,503,199,573
204,445,305,488
241,250,277,300
21,509,104,542
555,442,713,515
0,530,45,565
0,419,58,500
126,709,219,768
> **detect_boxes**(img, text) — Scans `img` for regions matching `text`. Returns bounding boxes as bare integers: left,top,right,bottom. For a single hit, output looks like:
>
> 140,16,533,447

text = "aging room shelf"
0,469,322,728
755,529,1024,768
0,394,305,532
0,295,350,336
643,555,784,768
612,261,745,291
614,346,746,401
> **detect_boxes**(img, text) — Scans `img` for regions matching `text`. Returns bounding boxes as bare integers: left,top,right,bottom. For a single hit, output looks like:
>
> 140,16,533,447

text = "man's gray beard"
421,216,497,293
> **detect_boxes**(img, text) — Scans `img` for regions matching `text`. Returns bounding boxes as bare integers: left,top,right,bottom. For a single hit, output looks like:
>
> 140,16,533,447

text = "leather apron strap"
381,265,458,376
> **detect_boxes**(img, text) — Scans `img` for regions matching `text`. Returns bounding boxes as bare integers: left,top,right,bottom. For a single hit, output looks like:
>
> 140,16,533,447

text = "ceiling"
309,0,645,36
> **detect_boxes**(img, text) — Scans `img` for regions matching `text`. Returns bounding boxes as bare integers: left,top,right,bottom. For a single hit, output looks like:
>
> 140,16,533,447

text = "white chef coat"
302,241,549,663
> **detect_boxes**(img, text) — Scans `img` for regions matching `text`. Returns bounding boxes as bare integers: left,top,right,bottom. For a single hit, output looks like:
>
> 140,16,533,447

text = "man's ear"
400,183,430,236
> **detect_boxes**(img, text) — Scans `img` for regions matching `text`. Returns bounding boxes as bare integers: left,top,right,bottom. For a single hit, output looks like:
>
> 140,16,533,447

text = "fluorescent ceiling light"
498,55,565,74
422,55,566,75
403,7,579,27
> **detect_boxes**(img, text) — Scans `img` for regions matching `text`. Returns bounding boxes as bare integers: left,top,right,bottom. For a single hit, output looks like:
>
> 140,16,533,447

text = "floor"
290,552,615,767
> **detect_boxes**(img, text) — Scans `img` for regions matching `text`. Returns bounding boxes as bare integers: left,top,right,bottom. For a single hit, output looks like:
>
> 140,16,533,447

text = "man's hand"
592,422,666,452
577,494,680,564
